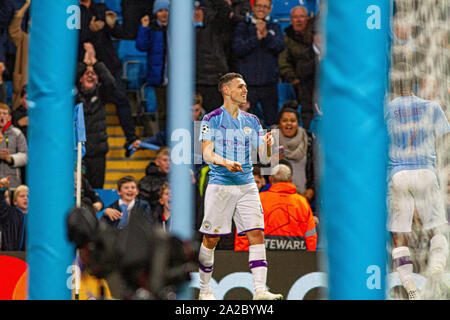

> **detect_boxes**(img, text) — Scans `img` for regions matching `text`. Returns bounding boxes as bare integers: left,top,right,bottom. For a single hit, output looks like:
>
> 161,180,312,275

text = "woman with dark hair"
272,101,315,202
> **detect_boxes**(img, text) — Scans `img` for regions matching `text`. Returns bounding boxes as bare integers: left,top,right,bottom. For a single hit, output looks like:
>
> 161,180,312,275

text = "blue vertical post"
167,0,194,299
27,0,79,299
318,0,390,299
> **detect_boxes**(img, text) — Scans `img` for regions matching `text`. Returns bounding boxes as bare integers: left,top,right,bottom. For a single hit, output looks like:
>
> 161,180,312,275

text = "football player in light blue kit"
385,63,449,300
197,72,282,300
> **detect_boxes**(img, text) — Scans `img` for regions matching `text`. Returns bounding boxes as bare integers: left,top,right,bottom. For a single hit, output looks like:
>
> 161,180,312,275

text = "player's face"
291,7,308,33
118,182,138,203
279,111,298,138
253,0,271,20
227,78,248,105
14,190,28,212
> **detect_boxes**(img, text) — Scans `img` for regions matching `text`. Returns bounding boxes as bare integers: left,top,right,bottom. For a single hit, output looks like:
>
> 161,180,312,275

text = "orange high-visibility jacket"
234,182,317,251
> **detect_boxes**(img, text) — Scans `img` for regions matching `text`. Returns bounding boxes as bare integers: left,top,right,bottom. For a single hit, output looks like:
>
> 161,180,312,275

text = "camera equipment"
66,205,198,299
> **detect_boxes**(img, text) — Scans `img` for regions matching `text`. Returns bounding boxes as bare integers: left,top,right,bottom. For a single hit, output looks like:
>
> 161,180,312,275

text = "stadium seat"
94,0,122,13
118,40,147,90
93,188,119,219
271,0,319,19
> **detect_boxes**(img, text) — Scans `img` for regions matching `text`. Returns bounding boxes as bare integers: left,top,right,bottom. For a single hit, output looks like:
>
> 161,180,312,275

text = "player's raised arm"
202,140,243,173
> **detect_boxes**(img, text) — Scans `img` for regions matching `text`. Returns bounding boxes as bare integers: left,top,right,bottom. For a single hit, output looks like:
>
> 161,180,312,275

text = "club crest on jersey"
202,221,212,231
201,124,210,134
243,126,252,135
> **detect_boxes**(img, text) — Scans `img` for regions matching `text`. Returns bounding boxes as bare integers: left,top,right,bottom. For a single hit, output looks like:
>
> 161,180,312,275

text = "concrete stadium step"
106,146,156,158
106,159,149,170
105,170,146,183
108,136,127,148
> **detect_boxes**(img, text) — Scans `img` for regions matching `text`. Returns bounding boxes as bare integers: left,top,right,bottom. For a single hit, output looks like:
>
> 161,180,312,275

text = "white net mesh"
388,0,449,300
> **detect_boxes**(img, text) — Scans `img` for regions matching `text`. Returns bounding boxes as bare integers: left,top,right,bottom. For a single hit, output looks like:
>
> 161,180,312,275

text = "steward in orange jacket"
235,181,317,251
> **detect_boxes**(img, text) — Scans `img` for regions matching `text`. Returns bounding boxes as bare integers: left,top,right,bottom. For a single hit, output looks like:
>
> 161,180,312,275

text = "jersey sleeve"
199,116,215,142
432,102,450,138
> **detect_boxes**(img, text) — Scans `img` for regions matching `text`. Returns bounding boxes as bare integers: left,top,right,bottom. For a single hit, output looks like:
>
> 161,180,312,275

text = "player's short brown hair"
217,72,244,94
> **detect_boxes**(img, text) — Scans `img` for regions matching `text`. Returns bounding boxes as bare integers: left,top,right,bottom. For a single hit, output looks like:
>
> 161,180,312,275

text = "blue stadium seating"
94,188,119,219
94,0,122,13
118,40,147,90
271,0,318,18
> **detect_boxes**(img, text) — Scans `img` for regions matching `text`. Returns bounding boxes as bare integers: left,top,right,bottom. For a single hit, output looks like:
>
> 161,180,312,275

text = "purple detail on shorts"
199,231,233,237
249,259,268,269
237,228,264,237
199,263,214,273
393,256,413,268
203,108,224,121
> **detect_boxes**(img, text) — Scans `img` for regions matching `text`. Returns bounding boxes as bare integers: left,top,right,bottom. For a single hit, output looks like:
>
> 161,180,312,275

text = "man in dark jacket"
0,176,27,251
76,43,115,189
138,146,169,209
195,0,233,112
79,0,139,150
136,0,169,131
232,0,285,127
278,6,315,130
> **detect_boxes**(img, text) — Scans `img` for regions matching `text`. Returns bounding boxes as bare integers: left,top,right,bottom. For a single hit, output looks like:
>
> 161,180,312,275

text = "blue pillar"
167,0,194,299
318,0,390,299
27,0,79,299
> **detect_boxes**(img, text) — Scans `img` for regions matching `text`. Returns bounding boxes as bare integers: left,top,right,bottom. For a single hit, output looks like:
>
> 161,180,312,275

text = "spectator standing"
102,175,153,229
138,146,170,209
278,6,316,129
11,86,27,138
76,43,115,189
0,176,27,251
222,0,252,72
232,0,285,127
0,103,27,189
273,104,315,202
136,0,170,131
152,182,172,232
79,0,139,151
195,0,233,112
0,0,14,65
121,0,155,40
235,164,317,251
8,0,29,110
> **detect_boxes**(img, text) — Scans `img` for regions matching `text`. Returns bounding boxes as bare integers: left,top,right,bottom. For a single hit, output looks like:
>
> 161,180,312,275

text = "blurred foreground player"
385,63,449,300
198,72,282,300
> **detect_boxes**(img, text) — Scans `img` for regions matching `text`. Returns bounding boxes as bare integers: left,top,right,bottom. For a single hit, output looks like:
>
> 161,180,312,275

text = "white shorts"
199,183,264,236
387,169,447,233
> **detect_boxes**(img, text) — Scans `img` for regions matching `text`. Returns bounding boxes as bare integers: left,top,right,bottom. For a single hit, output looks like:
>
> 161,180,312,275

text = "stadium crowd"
0,0,320,254
0,0,447,301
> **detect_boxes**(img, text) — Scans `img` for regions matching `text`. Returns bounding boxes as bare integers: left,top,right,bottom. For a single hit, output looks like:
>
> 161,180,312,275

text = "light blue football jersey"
199,106,265,185
385,95,450,181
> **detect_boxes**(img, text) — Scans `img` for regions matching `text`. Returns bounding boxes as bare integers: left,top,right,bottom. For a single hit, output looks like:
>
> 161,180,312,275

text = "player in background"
197,72,282,300
385,62,449,300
